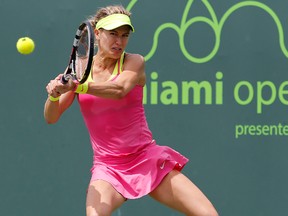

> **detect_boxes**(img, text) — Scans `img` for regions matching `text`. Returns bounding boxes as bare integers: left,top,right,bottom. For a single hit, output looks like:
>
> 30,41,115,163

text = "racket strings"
75,27,90,81
62,21,94,84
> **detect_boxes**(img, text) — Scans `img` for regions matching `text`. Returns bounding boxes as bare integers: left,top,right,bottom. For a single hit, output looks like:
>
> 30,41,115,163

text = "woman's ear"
94,29,100,40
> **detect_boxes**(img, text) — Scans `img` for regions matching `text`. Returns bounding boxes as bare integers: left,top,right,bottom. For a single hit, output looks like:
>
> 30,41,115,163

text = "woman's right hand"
46,74,76,97
46,74,62,97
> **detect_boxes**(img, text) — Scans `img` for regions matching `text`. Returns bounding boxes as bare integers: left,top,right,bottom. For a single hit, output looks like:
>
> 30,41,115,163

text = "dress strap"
109,52,125,81
86,52,125,82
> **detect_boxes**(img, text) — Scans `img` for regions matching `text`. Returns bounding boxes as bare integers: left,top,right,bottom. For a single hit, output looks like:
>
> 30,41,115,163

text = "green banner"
1,0,287,215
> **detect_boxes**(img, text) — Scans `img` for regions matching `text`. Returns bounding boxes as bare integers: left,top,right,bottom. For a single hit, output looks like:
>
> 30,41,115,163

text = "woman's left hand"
46,74,76,96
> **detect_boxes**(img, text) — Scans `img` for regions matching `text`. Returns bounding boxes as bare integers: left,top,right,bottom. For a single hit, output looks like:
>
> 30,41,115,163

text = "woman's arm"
44,75,76,124
44,53,145,123
87,54,146,99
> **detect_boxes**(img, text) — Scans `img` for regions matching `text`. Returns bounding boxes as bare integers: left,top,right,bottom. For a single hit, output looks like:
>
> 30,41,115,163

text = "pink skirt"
90,141,189,199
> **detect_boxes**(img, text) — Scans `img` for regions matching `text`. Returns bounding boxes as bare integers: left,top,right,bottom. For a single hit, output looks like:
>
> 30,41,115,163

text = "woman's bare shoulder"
124,53,145,64
123,53,146,86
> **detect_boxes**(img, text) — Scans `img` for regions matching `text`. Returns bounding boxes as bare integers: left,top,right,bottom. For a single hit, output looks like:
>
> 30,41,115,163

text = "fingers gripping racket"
61,21,95,84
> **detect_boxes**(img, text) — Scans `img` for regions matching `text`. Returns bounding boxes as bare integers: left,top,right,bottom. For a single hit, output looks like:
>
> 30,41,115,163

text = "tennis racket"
61,21,95,84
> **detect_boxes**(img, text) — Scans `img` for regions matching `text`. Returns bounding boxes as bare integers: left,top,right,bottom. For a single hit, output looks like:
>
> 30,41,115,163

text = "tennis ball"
16,37,35,55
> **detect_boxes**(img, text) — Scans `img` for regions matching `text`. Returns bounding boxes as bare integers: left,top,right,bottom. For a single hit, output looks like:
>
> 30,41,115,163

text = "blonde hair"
89,5,131,29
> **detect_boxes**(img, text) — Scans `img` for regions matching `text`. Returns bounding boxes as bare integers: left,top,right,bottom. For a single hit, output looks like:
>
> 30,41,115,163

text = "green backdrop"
1,0,288,215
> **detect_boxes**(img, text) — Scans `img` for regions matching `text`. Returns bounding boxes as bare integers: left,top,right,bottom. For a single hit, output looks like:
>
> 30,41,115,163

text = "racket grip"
61,74,72,84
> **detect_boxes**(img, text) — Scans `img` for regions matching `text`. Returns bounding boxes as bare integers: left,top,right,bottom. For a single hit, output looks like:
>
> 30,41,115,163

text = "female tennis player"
44,5,218,216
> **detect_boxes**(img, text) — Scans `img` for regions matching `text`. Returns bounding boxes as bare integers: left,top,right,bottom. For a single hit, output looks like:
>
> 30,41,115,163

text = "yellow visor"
96,14,134,32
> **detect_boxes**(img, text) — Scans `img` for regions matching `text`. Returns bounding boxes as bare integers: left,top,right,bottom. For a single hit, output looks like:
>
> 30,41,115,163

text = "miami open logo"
127,0,288,138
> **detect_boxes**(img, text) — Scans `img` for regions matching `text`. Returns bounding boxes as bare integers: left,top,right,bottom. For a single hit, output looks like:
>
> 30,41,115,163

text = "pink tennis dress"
78,53,188,199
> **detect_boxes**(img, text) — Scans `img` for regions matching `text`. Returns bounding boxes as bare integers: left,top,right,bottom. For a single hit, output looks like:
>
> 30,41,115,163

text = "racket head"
62,21,94,84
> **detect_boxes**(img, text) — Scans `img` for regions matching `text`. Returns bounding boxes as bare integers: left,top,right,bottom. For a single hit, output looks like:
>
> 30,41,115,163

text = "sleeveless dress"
78,53,189,199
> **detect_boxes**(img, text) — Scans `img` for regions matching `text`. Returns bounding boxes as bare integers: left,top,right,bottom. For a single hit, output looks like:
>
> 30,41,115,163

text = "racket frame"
62,21,94,84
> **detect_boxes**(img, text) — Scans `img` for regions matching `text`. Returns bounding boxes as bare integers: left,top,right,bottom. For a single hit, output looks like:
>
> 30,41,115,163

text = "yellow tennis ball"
16,37,35,55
